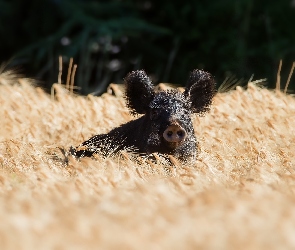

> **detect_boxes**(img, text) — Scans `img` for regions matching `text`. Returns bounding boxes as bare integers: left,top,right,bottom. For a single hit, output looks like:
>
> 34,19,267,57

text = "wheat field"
1,69,295,250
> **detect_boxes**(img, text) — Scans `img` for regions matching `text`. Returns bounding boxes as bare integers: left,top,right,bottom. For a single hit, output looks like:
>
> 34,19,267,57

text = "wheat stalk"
66,57,73,91
58,56,63,85
70,64,77,94
276,59,282,91
284,61,295,94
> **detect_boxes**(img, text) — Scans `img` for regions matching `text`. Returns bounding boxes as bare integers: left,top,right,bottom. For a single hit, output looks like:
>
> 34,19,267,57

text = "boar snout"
163,124,187,144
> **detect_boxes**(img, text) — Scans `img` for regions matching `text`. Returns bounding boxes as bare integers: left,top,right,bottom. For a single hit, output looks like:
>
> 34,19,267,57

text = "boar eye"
150,109,159,120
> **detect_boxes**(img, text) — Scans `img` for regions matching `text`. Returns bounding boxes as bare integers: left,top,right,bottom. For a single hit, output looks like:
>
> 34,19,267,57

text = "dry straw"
70,64,77,93
0,66,295,249
51,57,78,100
65,57,73,90
276,59,282,91
58,55,63,85
284,61,295,94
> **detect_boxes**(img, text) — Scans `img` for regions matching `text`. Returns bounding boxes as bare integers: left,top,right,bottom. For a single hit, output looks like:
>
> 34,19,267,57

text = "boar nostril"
167,131,173,137
163,125,187,143
177,131,183,137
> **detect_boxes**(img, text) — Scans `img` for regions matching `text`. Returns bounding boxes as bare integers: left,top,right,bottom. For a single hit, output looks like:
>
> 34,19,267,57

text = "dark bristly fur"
70,69,216,162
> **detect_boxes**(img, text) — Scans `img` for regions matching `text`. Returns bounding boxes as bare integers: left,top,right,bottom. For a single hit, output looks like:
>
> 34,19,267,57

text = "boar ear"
124,70,155,115
184,69,216,114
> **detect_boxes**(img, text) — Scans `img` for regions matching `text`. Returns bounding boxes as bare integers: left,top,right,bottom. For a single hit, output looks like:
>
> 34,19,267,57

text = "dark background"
1,0,295,95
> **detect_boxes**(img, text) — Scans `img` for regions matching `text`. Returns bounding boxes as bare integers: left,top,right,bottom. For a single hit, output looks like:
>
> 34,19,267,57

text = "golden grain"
1,73,295,249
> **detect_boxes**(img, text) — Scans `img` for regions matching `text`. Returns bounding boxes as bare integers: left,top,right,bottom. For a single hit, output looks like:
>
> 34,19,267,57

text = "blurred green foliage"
1,0,295,94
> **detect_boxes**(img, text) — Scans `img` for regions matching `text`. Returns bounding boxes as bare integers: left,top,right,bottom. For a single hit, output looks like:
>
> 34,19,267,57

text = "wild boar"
70,69,215,162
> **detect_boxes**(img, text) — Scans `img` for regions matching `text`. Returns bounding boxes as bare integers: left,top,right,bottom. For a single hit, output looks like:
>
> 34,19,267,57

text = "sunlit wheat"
0,70,295,249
